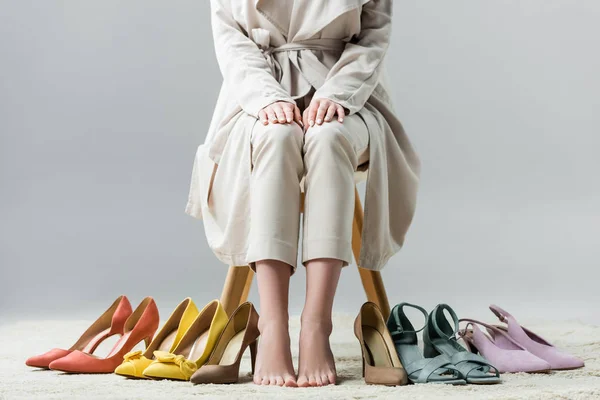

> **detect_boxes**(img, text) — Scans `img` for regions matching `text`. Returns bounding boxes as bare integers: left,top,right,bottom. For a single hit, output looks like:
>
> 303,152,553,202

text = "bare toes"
261,377,270,385
269,377,277,386
253,375,262,385
309,375,318,387
321,374,330,386
284,376,298,387
328,372,337,385
315,375,323,386
275,376,284,386
297,375,310,387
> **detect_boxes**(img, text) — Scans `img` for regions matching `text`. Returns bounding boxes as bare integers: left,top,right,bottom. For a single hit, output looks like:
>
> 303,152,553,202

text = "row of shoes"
354,302,585,386
26,295,585,386
26,296,260,384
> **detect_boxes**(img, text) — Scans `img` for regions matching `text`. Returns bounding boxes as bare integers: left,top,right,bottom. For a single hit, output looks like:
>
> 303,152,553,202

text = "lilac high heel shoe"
489,305,584,370
458,319,551,373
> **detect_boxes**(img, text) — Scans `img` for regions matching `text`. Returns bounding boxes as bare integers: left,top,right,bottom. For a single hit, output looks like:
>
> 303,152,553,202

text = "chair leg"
220,266,254,317
352,187,391,319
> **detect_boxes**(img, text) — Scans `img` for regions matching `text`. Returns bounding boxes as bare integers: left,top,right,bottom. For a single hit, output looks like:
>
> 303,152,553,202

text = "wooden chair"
219,184,391,320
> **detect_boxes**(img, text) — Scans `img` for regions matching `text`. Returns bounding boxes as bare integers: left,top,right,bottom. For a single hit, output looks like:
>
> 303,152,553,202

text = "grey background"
1,1,598,324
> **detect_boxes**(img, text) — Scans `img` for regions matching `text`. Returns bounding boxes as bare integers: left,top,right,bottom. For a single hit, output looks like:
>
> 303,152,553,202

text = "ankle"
258,316,290,334
300,314,333,335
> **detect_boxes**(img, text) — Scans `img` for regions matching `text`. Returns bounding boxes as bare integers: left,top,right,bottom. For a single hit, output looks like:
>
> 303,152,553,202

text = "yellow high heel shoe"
114,297,199,379
142,299,228,381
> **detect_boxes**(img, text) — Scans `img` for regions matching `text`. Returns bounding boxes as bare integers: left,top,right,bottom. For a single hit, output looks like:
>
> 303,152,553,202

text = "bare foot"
297,319,337,387
253,319,297,387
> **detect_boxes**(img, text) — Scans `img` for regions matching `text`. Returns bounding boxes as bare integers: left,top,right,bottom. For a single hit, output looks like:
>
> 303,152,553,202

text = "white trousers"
246,113,369,273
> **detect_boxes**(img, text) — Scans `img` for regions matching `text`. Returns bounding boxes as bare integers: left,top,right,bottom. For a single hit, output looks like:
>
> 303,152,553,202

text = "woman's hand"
303,98,346,130
258,101,303,127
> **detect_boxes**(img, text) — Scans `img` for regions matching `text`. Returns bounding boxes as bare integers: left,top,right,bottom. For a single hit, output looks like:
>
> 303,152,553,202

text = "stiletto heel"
26,295,132,369
49,297,160,374
249,340,258,375
190,302,260,384
354,302,407,386
361,353,365,377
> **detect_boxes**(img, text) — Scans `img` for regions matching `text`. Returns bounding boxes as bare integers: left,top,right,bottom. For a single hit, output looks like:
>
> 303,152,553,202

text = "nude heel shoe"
26,295,132,369
49,297,160,373
354,302,408,386
190,302,260,384
114,297,200,379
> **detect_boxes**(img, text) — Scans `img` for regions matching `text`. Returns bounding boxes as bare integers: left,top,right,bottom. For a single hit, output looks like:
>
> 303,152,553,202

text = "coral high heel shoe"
49,297,160,373
142,299,228,381
114,297,200,379
190,302,259,384
26,295,132,369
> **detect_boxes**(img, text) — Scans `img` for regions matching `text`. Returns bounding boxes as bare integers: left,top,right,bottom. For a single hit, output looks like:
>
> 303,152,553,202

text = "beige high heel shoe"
190,302,259,384
354,302,408,386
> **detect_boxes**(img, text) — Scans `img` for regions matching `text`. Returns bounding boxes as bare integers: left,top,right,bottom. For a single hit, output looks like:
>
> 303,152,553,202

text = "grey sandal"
422,304,502,384
386,303,466,385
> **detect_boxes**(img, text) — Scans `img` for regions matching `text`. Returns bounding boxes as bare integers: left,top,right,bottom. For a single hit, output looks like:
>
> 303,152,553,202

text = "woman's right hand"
258,101,303,128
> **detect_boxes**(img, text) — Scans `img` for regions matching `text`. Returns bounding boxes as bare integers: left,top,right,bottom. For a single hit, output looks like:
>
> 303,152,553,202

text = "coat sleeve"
210,0,295,118
312,0,392,115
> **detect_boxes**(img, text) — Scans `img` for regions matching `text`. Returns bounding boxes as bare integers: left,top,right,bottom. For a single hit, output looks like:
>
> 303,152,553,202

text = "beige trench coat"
185,0,421,271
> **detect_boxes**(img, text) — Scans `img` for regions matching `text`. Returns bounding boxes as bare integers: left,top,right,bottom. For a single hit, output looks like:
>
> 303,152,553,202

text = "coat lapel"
255,0,293,37
256,0,369,41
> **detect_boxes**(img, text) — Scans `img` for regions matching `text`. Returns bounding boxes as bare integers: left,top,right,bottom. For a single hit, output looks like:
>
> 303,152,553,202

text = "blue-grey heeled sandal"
386,303,466,385
422,304,502,385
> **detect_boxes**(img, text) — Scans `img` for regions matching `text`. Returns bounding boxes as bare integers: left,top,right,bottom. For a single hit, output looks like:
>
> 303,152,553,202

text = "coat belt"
251,28,346,96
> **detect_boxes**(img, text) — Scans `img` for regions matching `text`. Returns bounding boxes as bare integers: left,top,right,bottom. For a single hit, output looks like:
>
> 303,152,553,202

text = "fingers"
324,104,337,123
259,99,344,129
305,98,345,130
266,107,278,124
315,101,328,125
258,109,268,125
259,101,300,125
336,104,345,122
283,106,294,124
307,101,318,127
273,103,286,124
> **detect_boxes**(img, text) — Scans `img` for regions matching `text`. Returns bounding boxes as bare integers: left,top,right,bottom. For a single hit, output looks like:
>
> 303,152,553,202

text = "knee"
253,122,304,153
303,121,351,156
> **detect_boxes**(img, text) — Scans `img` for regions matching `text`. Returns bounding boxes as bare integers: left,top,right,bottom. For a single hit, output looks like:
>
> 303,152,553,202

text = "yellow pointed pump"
114,297,199,379
142,299,228,381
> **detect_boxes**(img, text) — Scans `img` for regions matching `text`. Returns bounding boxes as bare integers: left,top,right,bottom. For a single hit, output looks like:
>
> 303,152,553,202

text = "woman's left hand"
302,98,346,131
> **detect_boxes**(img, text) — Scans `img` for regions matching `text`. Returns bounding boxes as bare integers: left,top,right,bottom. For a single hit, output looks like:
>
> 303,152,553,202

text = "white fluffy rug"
1,315,599,399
